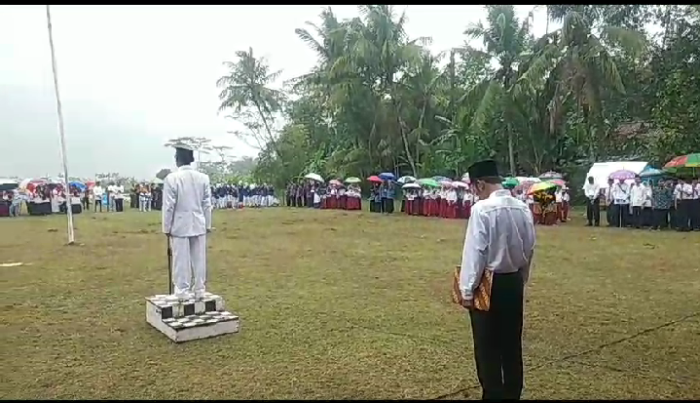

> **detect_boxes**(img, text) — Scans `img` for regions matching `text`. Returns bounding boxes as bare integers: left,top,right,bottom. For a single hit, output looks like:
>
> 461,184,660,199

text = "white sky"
0,5,548,179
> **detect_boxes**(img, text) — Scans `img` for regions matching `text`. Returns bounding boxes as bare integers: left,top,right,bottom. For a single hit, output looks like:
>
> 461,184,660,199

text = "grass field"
1,207,700,399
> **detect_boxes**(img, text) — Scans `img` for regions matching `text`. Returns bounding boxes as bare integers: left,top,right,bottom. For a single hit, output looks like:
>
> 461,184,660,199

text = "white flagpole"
46,5,75,245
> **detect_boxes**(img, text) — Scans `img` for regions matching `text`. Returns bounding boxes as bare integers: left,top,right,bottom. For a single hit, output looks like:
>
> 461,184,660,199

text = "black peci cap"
467,159,500,180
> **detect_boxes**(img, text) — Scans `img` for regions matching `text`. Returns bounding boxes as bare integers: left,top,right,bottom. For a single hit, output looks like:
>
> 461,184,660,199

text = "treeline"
214,5,700,187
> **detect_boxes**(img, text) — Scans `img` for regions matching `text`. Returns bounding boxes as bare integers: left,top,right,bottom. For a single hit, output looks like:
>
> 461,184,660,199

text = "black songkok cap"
174,143,195,164
467,159,500,181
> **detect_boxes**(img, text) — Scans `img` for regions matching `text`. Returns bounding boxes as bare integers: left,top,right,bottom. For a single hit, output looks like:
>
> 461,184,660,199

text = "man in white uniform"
582,176,601,226
459,159,536,401
162,144,212,300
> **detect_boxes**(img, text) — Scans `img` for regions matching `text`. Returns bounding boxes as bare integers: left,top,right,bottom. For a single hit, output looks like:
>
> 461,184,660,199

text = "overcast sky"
0,5,549,180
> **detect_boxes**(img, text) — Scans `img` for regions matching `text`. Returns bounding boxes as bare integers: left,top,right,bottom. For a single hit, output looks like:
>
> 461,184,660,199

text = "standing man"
113,181,125,212
582,176,601,226
630,176,646,228
459,160,536,401
93,182,104,212
611,179,630,228
162,144,212,301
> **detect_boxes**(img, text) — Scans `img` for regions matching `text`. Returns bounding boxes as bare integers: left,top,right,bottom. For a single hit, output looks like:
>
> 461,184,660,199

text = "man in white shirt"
629,176,647,228
582,176,601,226
163,144,212,300
459,159,536,401
611,179,630,228
92,183,104,212
113,182,125,212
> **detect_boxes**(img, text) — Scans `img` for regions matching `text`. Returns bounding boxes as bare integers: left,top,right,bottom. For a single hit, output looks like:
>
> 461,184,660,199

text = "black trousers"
614,204,628,228
586,198,600,225
94,200,102,212
691,199,700,230
382,197,394,214
631,206,643,228
115,199,124,212
642,207,653,227
469,271,524,401
652,208,669,229
676,200,691,231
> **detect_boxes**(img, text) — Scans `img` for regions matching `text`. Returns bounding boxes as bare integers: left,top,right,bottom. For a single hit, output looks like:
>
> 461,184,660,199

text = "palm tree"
546,5,647,160
217,48,285,158
462,5,544,175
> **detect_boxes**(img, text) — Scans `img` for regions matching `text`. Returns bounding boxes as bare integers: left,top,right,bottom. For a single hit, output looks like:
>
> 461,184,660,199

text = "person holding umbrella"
456,159,536,401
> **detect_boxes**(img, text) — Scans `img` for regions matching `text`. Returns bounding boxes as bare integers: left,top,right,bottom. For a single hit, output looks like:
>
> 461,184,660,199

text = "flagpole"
46,5,75,245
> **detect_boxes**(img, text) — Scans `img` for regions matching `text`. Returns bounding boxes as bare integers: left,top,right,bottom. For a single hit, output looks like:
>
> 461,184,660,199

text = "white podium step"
145,293,240,343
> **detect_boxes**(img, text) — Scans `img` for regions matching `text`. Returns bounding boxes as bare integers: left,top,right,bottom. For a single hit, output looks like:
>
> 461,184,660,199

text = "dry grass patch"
1,208,699,399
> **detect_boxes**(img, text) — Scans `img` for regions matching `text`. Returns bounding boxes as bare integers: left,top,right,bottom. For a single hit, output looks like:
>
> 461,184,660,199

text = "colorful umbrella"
85,180,96,188
514,180,537,193
550,178,566,188
502,177,519,188
367,175,383,183
440,180,453,187
527,181,557,195
19,178,47,191
433,175,451,182
665,153,700,168
379,172,395,181
329,179,343,187
451,181,469,188
639,167,664,178
664,153,700,176
609,170,637,181
304,173,324,183
68,181,86,191
539,171,563,180
0,178,19,192
418,178,440,188
397,175,416,184
344,177,361,184
402,183,421,189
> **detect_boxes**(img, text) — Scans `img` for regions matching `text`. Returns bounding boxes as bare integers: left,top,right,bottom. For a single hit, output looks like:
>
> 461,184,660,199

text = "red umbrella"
367,175,382,183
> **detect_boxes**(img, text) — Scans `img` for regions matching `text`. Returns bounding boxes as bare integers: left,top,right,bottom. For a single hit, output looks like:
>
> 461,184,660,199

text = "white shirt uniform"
93,186,104,201
113,185,124,200
611,182,630,205
582,182,600,200
680,183,694,200
630,184,647,207
460,190,536,301
162,165,212,298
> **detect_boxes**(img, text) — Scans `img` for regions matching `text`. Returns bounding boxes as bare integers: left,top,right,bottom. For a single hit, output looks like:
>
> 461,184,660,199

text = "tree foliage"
217,5,699,187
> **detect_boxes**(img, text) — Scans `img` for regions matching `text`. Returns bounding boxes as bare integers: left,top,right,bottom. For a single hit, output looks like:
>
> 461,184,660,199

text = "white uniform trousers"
170,234,207,298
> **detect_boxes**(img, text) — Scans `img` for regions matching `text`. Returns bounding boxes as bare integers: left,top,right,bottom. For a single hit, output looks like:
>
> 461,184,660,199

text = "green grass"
1,207,699,399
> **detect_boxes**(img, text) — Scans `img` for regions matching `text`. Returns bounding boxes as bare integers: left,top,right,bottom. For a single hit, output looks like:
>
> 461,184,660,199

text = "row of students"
584,176,700,231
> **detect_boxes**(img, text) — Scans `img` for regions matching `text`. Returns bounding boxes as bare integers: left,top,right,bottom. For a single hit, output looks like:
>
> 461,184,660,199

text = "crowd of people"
282,178,573,226
582,176,700,231
210,184,279,209
285,181,363,210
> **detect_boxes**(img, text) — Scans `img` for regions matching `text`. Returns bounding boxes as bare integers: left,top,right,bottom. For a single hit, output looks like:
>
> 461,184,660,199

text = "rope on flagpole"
46,5,75,245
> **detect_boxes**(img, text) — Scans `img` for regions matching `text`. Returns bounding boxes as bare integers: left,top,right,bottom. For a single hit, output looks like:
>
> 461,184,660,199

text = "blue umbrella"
379,172,395,181
69,181,86,191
